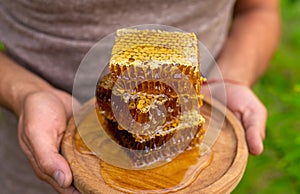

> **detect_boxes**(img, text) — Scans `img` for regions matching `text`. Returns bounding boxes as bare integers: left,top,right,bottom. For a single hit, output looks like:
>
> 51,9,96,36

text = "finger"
20,110,68,180
19,134,79,194
52,89,80,118
22,92,73,188
27,119,73,188
233,111,242,121
245,125,263,155
242,103,267,155
18,121,79,194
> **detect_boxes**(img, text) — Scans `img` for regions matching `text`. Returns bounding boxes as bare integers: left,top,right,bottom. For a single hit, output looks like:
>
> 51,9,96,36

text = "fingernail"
73,189,81,194
53,169,65,187
260,141,264,152
254,141,264,155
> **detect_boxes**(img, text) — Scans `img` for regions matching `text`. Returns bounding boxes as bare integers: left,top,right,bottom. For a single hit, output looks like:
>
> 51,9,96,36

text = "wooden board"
62,97,248,194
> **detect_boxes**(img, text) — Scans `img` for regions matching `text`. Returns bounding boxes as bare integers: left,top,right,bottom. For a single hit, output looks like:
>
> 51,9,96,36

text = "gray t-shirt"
0,0,236,93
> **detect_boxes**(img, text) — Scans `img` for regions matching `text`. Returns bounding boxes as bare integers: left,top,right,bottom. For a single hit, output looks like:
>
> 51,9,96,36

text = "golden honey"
74,128,213,193
95,28,206,166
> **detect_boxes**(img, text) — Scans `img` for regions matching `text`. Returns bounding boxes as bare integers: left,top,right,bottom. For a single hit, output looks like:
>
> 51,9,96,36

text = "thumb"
245,125,264,155
21,114,73,189
26,114,73,188
40,149,73,188
27,137,73,188
22,91,73,188
242,102,267,155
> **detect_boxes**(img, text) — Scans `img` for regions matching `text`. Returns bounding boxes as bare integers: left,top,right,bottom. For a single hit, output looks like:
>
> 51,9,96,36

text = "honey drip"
74,129,213,193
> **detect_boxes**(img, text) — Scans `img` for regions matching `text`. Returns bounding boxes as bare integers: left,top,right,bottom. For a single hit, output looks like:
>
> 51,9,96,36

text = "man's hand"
0,52,81,193
202,83,267,155
204,0,279,155
17,90,80,194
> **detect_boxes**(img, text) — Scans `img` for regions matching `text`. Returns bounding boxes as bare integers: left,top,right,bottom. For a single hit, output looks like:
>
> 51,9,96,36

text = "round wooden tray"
62,97,248,194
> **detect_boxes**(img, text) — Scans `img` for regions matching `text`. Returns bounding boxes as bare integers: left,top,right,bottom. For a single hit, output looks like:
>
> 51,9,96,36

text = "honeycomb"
95,28,205,165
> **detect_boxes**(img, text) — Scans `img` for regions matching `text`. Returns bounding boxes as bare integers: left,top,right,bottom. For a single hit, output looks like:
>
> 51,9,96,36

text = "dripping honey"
74,129,213,193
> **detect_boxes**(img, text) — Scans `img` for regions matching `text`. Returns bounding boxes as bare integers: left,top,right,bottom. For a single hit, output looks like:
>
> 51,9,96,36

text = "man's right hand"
17,89,80,194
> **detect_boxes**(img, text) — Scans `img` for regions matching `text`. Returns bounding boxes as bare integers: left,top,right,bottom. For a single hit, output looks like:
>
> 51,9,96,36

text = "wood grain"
62,97,248,194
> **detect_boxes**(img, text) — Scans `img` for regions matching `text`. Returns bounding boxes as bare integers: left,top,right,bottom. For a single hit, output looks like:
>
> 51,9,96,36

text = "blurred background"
233,0,300,193
0,0,299,193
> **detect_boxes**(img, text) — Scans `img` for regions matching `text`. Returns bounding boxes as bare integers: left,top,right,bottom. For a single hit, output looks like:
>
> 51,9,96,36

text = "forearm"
209,0,280,86
0,52,54,116
0,51,76,192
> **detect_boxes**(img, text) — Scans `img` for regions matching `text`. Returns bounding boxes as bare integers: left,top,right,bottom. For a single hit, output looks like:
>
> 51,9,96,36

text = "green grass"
233,1,300,193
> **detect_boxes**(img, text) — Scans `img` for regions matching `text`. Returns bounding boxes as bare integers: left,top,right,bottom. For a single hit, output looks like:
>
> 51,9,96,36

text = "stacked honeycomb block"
95,28,205,166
